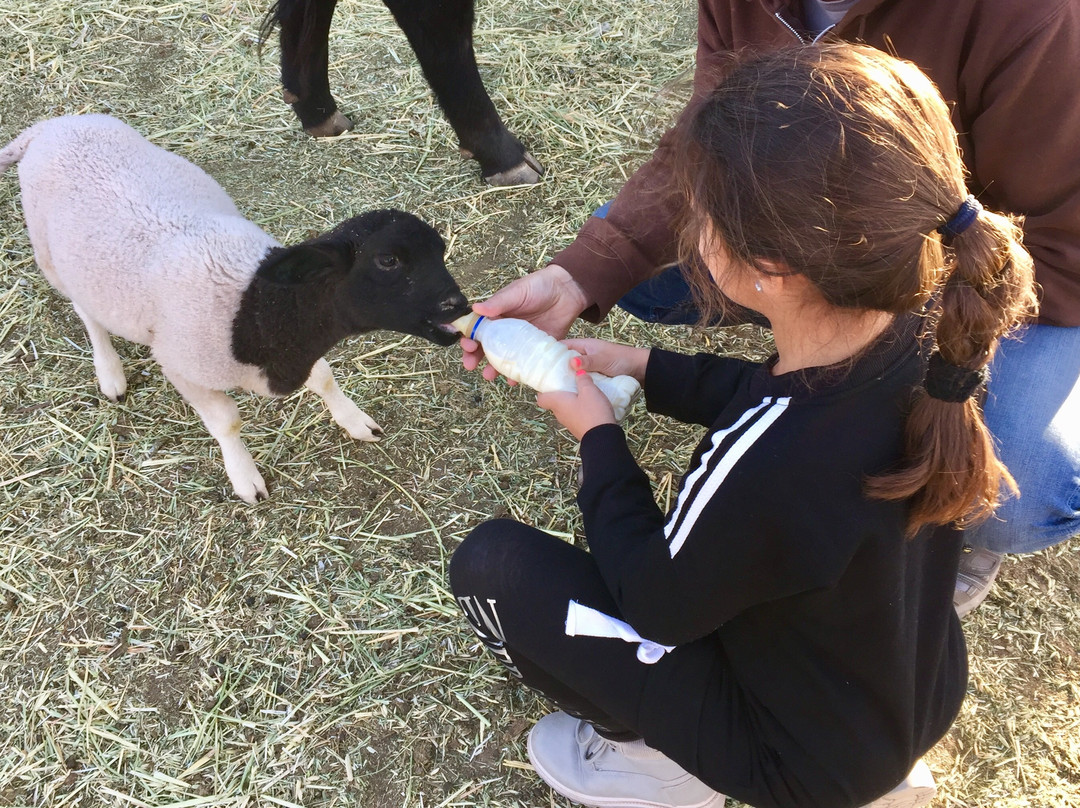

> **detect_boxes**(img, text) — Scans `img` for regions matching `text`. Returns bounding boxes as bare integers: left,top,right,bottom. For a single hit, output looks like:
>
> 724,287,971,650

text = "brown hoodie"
553,0,1080,327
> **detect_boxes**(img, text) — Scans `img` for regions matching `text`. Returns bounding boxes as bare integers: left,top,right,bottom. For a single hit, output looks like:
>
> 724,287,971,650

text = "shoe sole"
526,732,726,808
953,548,1003,618
858,759,936,808
859,785,936,808
953,578,991,618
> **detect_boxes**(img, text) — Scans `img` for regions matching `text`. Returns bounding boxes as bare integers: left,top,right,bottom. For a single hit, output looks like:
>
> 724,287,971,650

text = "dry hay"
0,1,1077,807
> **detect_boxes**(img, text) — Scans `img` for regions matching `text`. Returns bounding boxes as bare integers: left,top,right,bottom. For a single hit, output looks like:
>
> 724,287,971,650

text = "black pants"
451,519,719,739
448,519,856,808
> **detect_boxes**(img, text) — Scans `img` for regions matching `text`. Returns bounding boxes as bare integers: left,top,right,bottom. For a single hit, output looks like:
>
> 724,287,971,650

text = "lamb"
0,114,471,503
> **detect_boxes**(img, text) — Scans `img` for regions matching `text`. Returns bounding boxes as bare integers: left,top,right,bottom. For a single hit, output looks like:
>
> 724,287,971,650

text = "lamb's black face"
333,211,472,345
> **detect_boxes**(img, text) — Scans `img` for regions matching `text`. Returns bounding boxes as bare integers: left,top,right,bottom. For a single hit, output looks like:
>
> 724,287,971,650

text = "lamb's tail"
0,124,43,173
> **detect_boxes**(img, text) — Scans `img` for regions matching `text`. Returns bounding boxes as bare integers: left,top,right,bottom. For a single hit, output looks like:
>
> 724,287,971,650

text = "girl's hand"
562,339,651,382
536,358,616,440
460,264,588,382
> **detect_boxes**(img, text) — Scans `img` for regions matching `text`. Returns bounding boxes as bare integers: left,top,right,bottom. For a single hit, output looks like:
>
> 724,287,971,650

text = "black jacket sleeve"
576,423,858,646
644,349,759,427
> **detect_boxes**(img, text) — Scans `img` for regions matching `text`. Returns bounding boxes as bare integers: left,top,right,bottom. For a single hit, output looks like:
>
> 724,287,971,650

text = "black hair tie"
925,351,987,402
937,195,983,246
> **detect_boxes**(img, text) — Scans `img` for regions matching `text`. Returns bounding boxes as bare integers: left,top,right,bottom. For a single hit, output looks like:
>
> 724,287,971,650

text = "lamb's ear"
257,243,354,285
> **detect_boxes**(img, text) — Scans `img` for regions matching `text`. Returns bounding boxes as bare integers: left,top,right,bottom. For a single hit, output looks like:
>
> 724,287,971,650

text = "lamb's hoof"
305,111,353,138
283,88,300,104
234,480,269,505
484,152,544,186
98,375,127,404
342,415,383,442
229,466,269,505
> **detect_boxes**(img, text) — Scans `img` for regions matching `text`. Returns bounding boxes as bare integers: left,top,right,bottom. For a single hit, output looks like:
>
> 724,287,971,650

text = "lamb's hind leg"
162,368,268,503
72,303,127,402
305,358,383,441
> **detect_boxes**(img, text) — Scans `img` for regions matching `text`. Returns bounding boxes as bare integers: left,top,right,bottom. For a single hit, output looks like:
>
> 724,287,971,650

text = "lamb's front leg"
305,358,383,441
163,369,268,503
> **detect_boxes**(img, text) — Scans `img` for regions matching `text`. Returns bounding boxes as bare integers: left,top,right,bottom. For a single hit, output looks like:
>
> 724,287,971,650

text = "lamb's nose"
440,293,469,312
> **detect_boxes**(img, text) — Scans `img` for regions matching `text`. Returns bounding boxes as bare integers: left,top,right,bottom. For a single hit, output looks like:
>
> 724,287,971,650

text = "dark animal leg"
381,0,543,185
265,0,352,136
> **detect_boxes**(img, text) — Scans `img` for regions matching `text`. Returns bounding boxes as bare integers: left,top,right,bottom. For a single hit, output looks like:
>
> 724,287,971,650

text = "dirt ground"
1,2,1077,807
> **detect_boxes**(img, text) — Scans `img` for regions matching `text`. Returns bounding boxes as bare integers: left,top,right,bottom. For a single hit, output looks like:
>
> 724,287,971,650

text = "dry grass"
0,1,1077,806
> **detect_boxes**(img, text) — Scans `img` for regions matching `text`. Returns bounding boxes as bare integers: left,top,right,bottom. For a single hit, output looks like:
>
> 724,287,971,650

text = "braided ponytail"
865,204,1037,534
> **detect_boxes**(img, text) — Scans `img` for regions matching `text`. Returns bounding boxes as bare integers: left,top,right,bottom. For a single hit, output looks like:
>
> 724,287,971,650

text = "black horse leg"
271,0,352,136
381,0,542,185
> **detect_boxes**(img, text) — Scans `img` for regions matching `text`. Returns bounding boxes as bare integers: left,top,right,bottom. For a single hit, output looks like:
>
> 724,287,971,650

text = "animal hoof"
283,88,300,104
99,376,128,403
305,111,353,138
230,467,269,504
334,407,383,442
347,423,382,442
484,152,544,186
235,481,269,505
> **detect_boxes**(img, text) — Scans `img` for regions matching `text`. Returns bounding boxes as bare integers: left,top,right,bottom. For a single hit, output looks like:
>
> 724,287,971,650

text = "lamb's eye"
375,254,400,270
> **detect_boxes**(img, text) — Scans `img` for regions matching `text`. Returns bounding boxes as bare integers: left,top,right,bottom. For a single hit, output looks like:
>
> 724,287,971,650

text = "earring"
754,280,763,292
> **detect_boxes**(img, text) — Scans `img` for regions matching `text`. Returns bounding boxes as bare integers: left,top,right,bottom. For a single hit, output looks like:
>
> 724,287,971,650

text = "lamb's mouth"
421,319,465,346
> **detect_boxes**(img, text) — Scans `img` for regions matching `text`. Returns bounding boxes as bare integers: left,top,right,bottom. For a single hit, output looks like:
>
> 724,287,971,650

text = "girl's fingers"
561,338,593,352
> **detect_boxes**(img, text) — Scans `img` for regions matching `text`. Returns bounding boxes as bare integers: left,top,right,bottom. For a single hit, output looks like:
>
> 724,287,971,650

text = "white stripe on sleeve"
666,397,790,558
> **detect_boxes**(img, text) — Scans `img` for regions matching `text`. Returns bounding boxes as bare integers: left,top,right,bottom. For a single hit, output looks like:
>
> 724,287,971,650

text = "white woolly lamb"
1,114,471,503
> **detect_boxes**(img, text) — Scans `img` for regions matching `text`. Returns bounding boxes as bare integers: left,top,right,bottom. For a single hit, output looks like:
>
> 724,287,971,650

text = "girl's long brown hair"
673,44,1038,535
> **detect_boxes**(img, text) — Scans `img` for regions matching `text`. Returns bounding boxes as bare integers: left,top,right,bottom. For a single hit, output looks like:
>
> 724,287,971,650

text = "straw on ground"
1,1,1077,806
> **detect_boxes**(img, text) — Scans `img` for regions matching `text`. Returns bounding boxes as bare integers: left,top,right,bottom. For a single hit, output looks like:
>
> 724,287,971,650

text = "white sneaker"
858,759,936,808
954,546,1003,618
526,712,726,808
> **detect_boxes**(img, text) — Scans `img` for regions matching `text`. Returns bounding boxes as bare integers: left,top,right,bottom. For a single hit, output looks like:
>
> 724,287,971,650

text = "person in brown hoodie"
461,0,1080,616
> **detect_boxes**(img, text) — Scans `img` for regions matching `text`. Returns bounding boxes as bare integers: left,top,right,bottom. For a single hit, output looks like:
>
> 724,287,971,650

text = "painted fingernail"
576,369,587,376
571,357,582,369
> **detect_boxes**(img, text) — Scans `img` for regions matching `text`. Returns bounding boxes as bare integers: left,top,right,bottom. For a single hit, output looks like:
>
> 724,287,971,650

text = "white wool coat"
2,114,278,395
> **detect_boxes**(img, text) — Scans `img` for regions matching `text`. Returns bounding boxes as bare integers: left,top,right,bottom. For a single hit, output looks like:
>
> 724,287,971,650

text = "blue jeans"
601,201,704,325
975,324,1080,553
617,263,704,325
602,204,1080,554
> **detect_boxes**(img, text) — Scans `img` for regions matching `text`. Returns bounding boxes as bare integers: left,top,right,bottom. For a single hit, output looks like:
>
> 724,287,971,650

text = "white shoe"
527,712,725,808
954,546,1003,618
858,759,936,808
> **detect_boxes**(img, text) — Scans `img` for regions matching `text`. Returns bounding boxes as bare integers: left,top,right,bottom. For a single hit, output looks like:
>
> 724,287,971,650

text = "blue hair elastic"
937,195,983,246
469,315,486,341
